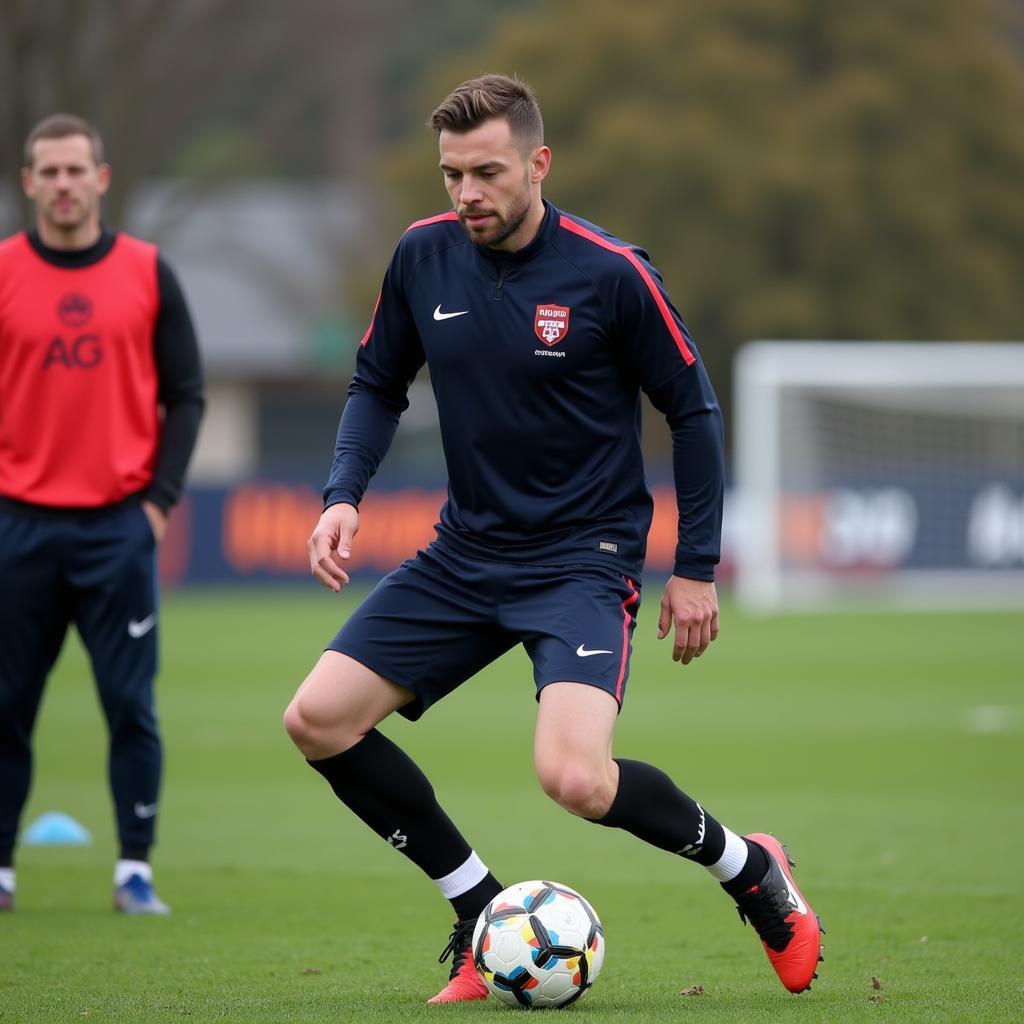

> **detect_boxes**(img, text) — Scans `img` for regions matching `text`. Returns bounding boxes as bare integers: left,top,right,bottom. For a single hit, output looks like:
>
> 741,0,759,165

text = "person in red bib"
0,114,204,914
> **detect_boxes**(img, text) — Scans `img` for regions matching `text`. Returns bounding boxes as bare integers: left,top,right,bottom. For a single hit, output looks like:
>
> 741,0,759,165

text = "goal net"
733,342,1024,611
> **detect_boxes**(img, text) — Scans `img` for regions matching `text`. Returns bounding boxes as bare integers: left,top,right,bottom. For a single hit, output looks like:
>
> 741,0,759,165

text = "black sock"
588,758,728,864
119,845,149,863
590,759,770,897
451,873,503,922
308,729,488,904
720,839,770,899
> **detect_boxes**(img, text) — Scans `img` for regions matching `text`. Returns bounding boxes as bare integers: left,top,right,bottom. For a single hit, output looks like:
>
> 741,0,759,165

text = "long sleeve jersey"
324,200,724,583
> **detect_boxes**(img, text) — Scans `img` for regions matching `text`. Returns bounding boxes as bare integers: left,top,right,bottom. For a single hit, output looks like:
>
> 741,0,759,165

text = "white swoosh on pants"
128,614,156,638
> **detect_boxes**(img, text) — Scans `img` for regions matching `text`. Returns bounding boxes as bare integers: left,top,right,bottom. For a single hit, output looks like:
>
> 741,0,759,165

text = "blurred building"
124,180,382,483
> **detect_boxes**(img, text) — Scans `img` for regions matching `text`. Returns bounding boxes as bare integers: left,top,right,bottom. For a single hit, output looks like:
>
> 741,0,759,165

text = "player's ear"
529,145,551,185
97,162,112,196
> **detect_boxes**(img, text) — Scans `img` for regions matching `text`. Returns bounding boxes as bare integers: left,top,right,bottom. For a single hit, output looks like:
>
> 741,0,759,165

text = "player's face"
22,135,110,245
439,118,550,252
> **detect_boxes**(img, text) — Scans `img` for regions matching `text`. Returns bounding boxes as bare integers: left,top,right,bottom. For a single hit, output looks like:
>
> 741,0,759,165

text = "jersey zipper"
492,262,509,301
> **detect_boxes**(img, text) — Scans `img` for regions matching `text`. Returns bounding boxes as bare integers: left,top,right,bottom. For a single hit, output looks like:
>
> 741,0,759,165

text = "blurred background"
5,12,1022,1017
3,0,1023,605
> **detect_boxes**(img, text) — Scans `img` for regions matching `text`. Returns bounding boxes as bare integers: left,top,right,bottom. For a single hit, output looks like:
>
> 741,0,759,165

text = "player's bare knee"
283,697,332,756
537,762,611,818
283,694,367,759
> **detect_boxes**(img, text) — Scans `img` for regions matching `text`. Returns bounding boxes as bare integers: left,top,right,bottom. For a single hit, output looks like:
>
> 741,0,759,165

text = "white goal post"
733,342,1024,611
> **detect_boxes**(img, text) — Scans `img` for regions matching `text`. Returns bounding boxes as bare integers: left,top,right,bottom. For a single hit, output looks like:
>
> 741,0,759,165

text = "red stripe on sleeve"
362,213,458,347
359,290,382,347
558,215,695,365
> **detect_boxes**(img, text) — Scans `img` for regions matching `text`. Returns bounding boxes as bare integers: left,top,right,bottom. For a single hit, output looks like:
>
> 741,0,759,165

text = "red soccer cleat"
736,833,824,993
427,919,489,1004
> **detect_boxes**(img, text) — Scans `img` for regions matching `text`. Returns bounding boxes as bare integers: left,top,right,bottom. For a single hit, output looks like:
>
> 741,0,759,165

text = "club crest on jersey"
534,304,570,346
57,292,93,328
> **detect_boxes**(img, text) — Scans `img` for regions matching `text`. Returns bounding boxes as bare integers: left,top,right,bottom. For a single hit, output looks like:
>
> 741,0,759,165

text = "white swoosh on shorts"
576,644,614,657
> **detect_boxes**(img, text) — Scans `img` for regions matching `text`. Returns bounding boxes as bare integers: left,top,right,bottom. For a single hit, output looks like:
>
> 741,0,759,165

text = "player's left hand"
657,576,719,665
141,500,168,543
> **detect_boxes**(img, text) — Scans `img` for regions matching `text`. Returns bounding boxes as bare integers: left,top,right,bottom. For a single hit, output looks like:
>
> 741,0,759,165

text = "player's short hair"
24,114,105,168
429,74,543,151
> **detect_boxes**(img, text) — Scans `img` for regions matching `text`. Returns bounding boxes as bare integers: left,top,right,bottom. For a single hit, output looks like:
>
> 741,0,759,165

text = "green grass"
1,587,1022,1022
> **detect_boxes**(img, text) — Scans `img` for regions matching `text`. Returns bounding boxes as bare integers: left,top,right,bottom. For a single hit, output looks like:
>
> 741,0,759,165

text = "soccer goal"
733,342,1024,611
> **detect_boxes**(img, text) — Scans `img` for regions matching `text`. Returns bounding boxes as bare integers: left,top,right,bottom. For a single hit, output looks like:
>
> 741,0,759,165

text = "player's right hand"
308,502,359,592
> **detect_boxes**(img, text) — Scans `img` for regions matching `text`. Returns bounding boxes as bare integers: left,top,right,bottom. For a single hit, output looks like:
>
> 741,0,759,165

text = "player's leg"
525,567,822,993
0,506,73,910
284,649,411,756
72,500,167,914
284,547,514,1002
533,682,822,991
285,651,501,921
534,681,762,880
524,571,752,855
532,682,618,817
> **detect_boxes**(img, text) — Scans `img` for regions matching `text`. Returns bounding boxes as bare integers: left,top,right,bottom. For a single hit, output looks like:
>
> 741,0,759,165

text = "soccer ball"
472,880,605,1009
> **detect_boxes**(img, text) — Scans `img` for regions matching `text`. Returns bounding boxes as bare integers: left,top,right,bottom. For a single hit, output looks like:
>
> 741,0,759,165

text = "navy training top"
323,200,724,583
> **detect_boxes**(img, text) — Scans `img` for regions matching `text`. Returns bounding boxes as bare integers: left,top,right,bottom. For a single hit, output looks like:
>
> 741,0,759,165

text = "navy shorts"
328,542,641,721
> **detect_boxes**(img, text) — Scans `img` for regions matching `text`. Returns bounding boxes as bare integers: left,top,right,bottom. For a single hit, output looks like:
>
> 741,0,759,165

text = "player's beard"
460,176,532,250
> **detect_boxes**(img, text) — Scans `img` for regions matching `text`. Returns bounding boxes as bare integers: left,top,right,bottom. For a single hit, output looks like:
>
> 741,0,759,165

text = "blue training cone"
23,812,92,846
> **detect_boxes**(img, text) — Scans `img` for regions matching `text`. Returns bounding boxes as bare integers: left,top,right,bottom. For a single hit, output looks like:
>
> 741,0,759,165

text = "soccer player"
0,114,205,914
285,75,822,1000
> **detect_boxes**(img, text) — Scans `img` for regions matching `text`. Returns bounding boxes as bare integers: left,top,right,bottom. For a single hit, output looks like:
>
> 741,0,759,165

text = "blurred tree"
0,0,368,229
376,0,1024,442
0,0,527,381
0,0,520,234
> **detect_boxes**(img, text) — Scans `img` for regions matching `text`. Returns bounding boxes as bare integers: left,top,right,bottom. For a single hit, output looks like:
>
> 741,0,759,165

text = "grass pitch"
1,586,1021,1022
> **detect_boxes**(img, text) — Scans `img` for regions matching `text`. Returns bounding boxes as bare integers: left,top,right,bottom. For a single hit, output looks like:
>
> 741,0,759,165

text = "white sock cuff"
115,859,152,886
432,851,488,900
0,867,14,892
706,828,749,883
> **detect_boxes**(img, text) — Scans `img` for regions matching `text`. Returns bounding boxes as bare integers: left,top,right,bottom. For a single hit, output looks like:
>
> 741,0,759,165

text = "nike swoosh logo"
576,644,614,657
781,872,807,915
433,304,469,321
134,802,159,819
127,614,156,638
